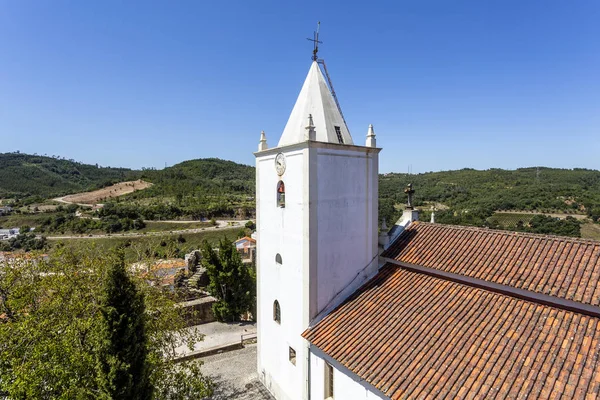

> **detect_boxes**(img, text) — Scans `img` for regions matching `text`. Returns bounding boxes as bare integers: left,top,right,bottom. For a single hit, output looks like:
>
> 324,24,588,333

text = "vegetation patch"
54,228,242,263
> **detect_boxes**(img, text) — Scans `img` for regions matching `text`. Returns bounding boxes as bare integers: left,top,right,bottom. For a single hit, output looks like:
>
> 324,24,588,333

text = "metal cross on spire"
306,21,322,61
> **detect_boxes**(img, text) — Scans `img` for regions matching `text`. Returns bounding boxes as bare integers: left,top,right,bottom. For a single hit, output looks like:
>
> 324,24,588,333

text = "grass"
0,213,54,228
54,227,242,263
138,220,213,233
581,223,600,241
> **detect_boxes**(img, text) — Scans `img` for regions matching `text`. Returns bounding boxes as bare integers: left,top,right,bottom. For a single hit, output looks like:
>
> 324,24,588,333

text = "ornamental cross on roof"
306,21,322,61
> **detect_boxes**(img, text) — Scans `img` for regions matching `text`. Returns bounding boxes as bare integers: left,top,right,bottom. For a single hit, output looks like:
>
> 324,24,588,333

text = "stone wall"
177,296,217,326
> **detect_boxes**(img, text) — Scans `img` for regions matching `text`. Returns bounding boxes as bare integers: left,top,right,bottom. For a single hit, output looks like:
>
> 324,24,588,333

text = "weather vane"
306,21,322,61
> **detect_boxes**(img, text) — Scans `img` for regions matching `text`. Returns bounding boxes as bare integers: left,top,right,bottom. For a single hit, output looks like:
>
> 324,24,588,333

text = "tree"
97,251,152,399
201,238,255,321
0,246,213,399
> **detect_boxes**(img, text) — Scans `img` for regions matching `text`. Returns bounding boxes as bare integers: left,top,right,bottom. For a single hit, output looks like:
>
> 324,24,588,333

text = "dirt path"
53,196,99,208
46,219,251,240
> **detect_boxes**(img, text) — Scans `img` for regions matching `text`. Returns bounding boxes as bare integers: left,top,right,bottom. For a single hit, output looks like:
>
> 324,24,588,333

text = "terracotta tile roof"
302,264,600,400
235,236,256,244
381,222,600,306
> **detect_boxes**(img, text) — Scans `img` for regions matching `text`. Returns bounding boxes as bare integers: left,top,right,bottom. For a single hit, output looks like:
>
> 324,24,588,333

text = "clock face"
275,153,286,175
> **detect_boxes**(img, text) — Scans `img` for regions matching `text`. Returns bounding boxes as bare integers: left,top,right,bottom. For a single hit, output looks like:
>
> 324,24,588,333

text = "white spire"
278,61,353,147
366,124,376,147
258,130,268,151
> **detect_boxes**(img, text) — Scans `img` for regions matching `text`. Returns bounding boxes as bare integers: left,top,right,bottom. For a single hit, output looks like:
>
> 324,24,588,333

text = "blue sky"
1,1,598,173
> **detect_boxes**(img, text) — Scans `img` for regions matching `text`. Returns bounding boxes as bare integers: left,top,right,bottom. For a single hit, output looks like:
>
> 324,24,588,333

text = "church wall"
314,146,379,315
256,148,310,400
309,349,387,400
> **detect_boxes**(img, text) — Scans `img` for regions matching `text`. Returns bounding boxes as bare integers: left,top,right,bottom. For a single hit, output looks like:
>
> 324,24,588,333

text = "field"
56,179,152,205
0,213,52,229
489,211,589,229
139,220,212,233
581,223,600,241
487,212,537,229
56,227,242,263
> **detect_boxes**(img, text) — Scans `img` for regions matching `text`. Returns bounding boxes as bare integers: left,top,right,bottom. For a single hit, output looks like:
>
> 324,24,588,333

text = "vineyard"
487,213,537,229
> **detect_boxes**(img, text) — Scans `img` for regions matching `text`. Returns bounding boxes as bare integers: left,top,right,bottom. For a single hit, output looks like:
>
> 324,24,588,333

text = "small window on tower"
289,347,296,365
277,181,285,208
273,300,281,324
334,126,344,144
275,253,282,265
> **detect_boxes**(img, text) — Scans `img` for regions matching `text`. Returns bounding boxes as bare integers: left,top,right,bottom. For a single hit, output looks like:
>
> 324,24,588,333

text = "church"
254,54,600,399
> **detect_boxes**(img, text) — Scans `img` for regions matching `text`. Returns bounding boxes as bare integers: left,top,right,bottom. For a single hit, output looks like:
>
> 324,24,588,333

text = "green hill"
107,158,255,220
0,152,139,198
138,158,255,198
379,167,600,231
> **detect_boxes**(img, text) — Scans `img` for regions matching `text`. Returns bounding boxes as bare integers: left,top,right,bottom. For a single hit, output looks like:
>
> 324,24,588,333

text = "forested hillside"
0,152,139,198
139,158,255,198
99,158,256,221
2,152,599,238
379,167,600,236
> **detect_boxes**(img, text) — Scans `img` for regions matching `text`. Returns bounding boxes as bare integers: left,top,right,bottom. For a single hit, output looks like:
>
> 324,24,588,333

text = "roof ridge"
415,222,600,245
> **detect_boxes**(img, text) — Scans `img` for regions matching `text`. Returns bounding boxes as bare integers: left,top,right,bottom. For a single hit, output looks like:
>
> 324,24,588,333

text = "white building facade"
255,60,382,400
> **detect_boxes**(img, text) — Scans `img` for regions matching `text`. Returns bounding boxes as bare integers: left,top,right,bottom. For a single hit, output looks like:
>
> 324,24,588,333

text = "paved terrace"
175,321,256,358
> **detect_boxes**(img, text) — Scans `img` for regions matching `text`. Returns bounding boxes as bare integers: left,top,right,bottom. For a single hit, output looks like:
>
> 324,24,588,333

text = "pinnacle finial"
367,124,375,137
405,183,415,210
258,130,268,151
366,124,376,147
381,218,388,231
305,114,316,141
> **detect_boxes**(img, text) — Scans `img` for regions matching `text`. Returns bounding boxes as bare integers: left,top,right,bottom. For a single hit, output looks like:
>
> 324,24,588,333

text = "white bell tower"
255,58,381,400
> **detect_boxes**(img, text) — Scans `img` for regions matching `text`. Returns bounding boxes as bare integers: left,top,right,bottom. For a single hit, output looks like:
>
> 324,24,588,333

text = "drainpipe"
306,344,311,400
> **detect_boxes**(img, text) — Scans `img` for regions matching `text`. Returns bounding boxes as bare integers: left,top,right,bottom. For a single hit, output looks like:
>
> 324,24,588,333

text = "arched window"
275,253,282,265
273,300,281,324
277,181,285,208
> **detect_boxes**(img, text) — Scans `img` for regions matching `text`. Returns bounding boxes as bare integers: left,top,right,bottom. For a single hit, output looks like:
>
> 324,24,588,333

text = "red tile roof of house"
302,264,600,400
382,222,600,306
235,236,256,244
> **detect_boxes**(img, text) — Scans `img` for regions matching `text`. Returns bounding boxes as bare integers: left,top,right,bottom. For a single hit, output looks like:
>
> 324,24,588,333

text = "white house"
255,57,600,400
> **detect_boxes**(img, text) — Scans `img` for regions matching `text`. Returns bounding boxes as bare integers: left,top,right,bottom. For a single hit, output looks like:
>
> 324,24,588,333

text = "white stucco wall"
256,147,309,400
313,146,379,315
309,349,387,400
